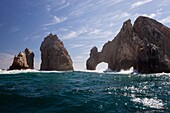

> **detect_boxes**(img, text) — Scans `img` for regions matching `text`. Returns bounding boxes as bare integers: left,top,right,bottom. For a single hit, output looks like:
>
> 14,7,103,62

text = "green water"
0,71,169,113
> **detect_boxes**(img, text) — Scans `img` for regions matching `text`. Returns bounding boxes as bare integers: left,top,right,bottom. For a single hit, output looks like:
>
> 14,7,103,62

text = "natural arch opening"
96,62,108,71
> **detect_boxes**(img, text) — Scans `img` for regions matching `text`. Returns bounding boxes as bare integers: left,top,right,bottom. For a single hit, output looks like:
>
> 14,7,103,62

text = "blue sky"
0,0,170,70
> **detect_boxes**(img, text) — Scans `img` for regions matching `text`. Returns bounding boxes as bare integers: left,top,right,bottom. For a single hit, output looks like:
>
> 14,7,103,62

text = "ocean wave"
1,68,170,77
76,67,136,74
131,97,164,109
0,69,72,75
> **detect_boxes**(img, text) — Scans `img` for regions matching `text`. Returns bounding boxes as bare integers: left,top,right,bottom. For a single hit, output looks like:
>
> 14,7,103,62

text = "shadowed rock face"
25,48,34,69
9,48,34,70
87,16,170,73
40,33,73,71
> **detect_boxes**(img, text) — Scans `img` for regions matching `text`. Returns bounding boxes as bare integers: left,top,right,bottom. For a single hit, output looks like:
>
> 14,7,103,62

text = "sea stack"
40,33,73,71
86,16,170,73
25,48,34,69
9,48,34,70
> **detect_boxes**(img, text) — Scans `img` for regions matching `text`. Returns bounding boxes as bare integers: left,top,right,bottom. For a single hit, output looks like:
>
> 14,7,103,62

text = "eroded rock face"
9,48,35,70
87,16,170,73
40,33,73,71
25,48,34,69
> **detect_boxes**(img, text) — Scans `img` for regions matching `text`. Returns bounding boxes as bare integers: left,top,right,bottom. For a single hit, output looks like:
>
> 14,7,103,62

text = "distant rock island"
9,48,34,70
40,33,73,71
87,16,170,73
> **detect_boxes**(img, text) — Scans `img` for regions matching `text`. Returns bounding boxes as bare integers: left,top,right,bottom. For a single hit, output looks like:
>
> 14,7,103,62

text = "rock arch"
86,16,170,73
86,19,137,71
96,62,108,71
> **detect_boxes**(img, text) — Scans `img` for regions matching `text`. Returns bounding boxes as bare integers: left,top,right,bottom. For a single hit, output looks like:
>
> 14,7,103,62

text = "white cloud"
160,16,170,24
141,13,156,18
0,53,14,69
131,0,152,9
44,16,67,26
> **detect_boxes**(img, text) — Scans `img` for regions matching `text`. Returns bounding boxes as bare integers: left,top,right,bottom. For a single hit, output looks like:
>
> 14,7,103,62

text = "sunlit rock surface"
40,33,73,71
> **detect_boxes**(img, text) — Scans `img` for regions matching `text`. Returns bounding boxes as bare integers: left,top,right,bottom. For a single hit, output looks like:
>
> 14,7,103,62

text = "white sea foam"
140,72,170,77
0,69,70,75
131,97,164,109
77,69,104,73
77,67,137,74
118,67,136,74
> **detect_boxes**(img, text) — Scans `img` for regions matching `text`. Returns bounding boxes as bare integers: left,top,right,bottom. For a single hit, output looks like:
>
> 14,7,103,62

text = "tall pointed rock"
40,33,73,71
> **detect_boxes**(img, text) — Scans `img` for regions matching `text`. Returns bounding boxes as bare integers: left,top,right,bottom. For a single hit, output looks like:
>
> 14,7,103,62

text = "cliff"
86,16,170,73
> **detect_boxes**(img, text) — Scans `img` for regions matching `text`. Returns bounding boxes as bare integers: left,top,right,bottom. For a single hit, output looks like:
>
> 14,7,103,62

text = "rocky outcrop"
25,48,34,69
9,48,34,70
40,33,73,71
87,16,170,73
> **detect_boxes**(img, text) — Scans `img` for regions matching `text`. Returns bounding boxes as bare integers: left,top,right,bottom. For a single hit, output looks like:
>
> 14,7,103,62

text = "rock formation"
40,33,73,71
25,48,34,69
87,16,170,73
9,48,34,70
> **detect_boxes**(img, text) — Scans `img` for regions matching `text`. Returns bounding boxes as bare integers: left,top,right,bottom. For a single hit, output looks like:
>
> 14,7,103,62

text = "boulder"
40,33,73,71
86,16,170,73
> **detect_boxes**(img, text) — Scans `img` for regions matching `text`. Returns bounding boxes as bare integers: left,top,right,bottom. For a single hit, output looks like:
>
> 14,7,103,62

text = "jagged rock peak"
25,48,34,69
40,33,73,71
86,16,170,73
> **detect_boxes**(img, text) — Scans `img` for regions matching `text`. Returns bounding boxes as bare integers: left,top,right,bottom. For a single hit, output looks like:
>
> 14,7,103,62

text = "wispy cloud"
160,16,170,24
44,16,67,26
158,0,170,7
131,0,152,9
113,12,131,20
9,26,19,32
45,0,71,12
55,2,70,11
68,44,84,49
0,53,14,69
32,35,41,40
139,13,156,19
46,4,51,12
70,0,93,17
89,29,101,35
73,55,85,62
62,28,88,40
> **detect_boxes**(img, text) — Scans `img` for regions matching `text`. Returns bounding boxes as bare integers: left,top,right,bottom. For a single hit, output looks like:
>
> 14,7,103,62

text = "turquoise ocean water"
0,70,169,113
